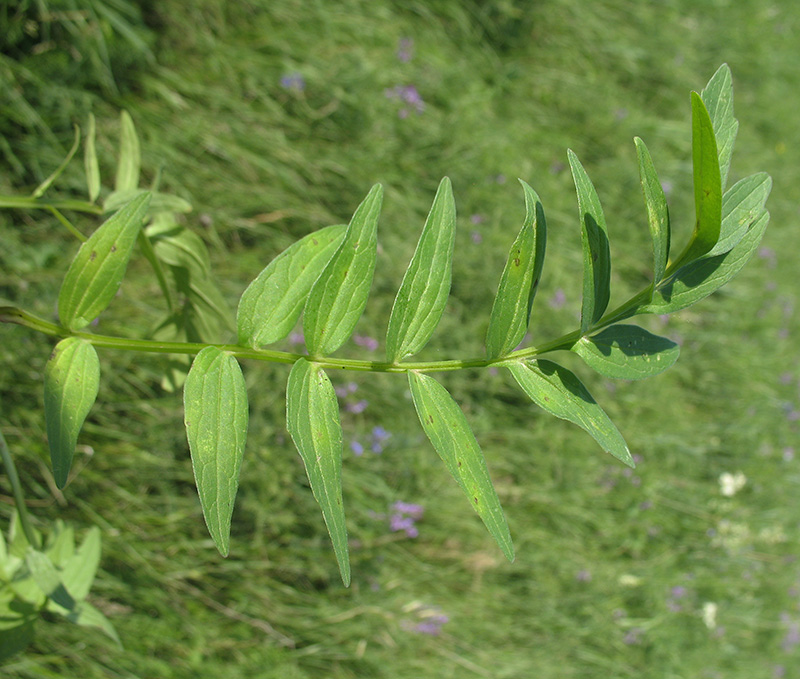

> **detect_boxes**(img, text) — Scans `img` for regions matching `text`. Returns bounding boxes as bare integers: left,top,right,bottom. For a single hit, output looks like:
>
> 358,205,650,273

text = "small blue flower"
280,72,305,91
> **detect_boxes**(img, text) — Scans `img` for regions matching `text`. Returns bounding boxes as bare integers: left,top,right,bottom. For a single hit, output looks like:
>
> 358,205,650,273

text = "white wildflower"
719,471,747,497
702,602,718,629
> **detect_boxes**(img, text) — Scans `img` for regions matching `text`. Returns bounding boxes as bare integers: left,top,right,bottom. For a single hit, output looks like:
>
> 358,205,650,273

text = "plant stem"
1,287,651,375
0,429,40,548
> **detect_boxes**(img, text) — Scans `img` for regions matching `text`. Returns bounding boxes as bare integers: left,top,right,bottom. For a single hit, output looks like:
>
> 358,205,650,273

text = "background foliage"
1,0,799,677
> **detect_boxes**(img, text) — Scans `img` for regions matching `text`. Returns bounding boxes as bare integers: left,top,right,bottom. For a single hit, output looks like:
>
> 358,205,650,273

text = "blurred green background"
1,1,798,677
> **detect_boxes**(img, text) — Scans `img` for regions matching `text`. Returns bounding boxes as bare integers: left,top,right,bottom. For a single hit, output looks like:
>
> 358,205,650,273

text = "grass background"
1,0,799,677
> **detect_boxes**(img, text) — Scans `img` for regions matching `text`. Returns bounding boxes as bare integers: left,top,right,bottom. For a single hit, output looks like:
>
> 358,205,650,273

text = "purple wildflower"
280,72,305,91
371,426,391,453
397,37,414,62
346,399,368,414
350,440,364,456
288,331,305,346
385,84,425,116
576,569,592,582
389,500,424,537
470,231,483,244
470,214,485,225
392,501,423,518
623,628,643,645
353,334,379,351
548,288,566,309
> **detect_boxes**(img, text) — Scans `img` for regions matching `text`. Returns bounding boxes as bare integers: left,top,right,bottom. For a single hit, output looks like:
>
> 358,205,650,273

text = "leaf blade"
675,92,722,266
485,180,547,359
568,150,611,334
634,137,670,291
184,346,249,557
571,324,680,380
701,63,738,191
115,110,141,193
386,177,456,362
408,372,514,561
58,192,151,330
43,338,100,488
709,172,772,256
84,113,101,203
286,359,350,585
237,224,347,347
644,209,770,314
508,360,633,467
304,184,383,356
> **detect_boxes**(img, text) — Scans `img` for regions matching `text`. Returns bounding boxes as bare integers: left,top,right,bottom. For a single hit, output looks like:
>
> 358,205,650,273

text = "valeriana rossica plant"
0,65,772,586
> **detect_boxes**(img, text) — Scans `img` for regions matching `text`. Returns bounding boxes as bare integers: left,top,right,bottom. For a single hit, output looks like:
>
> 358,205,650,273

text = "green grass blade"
508,360,633,467
709,172,772,256
43,338,100,489
571,324,680,380
634,137,670,292
645,209,770,314
286,359,350,585
386,177,456,363
674,92,722,267
238,224,347,348
408,371,514,561
115,111,141,193
184,347,249,557
58,192,151,330
701,63,738,191
84,113,101,203
485,180,547,359
304,184,383,356
567,150,611,335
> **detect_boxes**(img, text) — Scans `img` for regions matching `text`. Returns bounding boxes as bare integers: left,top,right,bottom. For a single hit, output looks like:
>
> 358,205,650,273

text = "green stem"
0,195,104,215
1,285,652,375
0,429,40,549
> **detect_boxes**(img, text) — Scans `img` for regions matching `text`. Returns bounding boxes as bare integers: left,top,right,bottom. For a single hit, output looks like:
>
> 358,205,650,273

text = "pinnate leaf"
634,137,670,291
304,184,383,356
508,360,633,467
184,346,249,557
701,63,738,191
44,338,100,488
571,324,679,380
238,224,347,347
386,177,456,362
286,359,350,585
568,150,611,334
58,192,151,330
408,371,514,561
485,180,547,359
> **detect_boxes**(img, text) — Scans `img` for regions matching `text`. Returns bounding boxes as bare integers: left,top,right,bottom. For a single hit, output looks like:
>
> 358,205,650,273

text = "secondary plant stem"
0,429,40,548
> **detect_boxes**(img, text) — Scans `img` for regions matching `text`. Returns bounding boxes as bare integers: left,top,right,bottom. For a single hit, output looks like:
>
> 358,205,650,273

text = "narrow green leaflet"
238,224,347,347
43,338,100,489
32,126,81,199
115,110,141,192
304,184,383,356
47,598,120,645
408,371,514,561
84,113,101,203
571,324,679,380
634,137,670,291
104,189,192,214
58,192,151,330
24,548,76,611
701,63,738,191
184,346,249,557
386,177,456,363
675,93,722,266
485,180,547,359
709,172,772,256
508,360,633,467
568,150,611,335
644,210,770,314
58,527,101,600
286,359,350,585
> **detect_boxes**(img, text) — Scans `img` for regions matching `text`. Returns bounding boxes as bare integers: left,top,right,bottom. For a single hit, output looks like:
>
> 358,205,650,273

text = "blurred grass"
1,0,799,677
